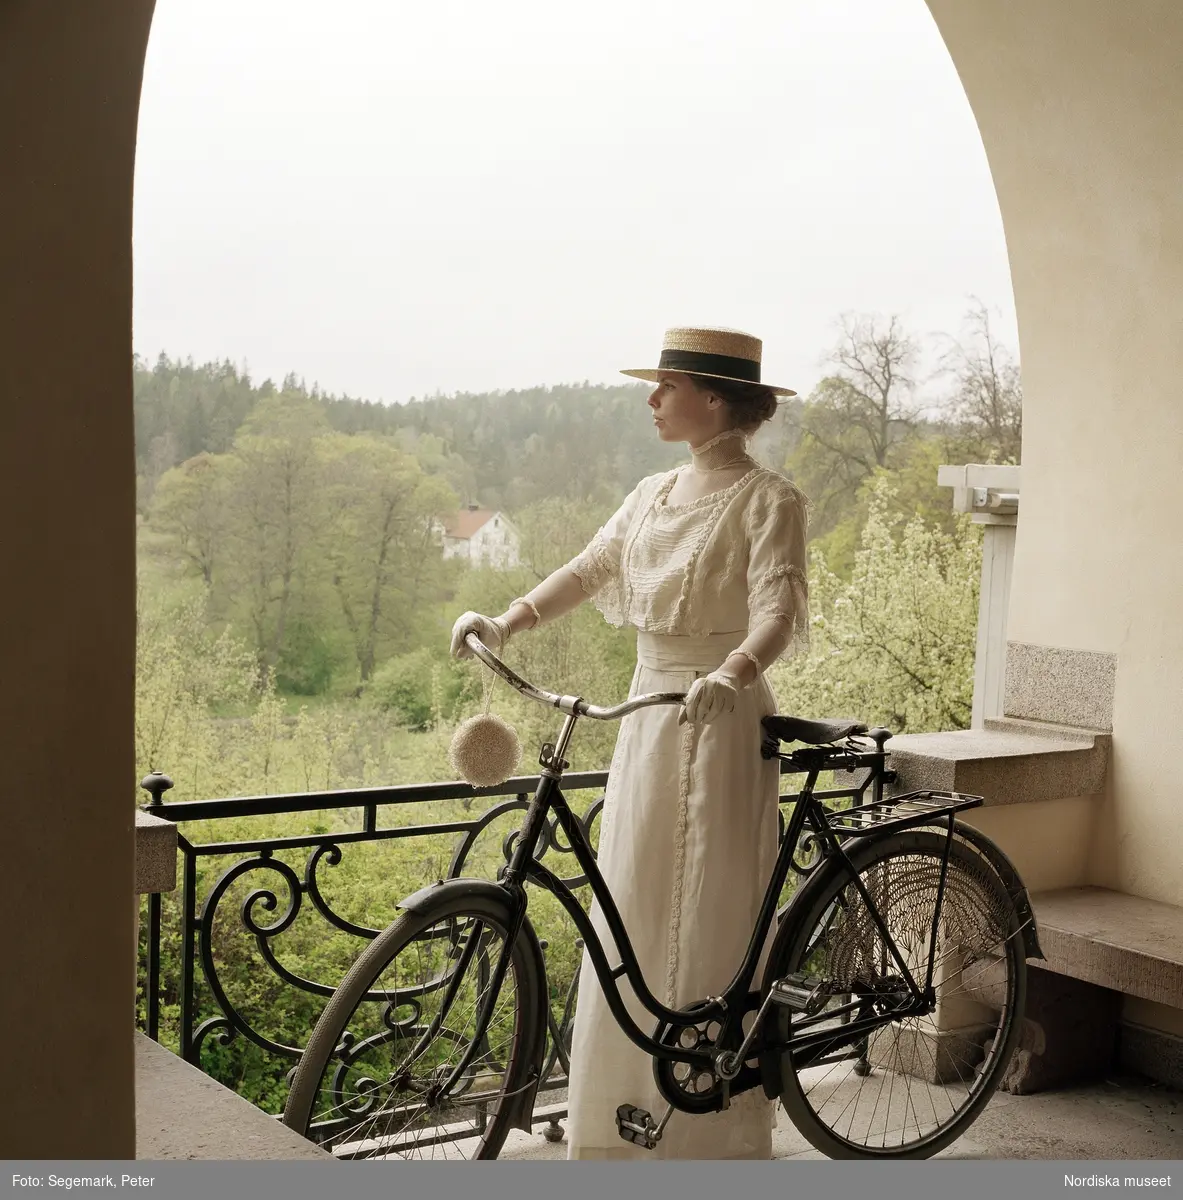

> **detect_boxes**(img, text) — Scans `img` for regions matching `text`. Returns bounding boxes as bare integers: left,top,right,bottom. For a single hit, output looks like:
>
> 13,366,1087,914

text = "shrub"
366,648,465,730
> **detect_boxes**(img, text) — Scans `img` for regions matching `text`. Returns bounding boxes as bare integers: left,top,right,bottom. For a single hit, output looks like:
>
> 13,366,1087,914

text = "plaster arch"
4,0,1183,1157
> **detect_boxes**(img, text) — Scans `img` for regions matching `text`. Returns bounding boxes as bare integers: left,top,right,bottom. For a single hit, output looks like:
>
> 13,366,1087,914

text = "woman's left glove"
681,670,741,725
449,611,510,660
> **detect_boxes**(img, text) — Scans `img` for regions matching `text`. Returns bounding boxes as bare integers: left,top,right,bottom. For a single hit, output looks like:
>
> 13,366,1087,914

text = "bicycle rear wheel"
768,829,1026,1158
282,892,546,1160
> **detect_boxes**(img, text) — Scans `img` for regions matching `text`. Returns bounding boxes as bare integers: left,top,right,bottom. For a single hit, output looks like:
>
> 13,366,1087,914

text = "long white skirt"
565,630,782,1160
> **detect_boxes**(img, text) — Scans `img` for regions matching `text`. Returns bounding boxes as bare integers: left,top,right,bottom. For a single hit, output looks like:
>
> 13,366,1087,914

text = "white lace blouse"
564,465,810,662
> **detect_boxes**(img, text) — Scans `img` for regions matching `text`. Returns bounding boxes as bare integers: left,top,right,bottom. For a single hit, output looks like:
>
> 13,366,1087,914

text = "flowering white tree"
771,478,981,735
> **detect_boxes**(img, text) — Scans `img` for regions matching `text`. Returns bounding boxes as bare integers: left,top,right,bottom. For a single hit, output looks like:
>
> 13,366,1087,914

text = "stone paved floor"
496,1075,1183,1161
135,1029,1183,1162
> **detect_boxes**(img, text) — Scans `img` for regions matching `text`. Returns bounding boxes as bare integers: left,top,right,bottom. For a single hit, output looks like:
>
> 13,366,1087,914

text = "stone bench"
883,720,1183,1094
1001,887,1183,1093
1032,887,1183,1007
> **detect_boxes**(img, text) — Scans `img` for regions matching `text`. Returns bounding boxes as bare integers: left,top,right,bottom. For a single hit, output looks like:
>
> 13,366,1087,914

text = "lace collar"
653,465,764,514
689,428,754,473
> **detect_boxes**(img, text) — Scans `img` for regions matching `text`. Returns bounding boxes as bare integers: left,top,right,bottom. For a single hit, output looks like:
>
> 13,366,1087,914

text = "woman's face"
647,372,728,446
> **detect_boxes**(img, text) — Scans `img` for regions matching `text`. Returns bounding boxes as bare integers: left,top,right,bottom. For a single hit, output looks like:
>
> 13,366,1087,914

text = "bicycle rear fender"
755,823,1043,1101
398,877,549,1135
751,822,1045,975
949,821,1044,961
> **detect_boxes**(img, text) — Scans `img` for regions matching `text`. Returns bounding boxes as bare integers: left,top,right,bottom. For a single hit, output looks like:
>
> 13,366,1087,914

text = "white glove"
449,611,509,660
681,670,741,725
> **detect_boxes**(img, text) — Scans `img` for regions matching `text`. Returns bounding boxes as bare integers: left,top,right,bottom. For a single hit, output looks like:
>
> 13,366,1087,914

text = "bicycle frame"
442,635,964,1112
458,731,944,1109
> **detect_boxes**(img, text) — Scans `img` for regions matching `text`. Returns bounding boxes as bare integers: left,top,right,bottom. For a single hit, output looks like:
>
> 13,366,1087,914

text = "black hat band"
657,348,762,383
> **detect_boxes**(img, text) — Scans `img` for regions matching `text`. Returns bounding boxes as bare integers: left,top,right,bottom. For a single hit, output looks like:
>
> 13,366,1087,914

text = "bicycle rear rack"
823,790,982,838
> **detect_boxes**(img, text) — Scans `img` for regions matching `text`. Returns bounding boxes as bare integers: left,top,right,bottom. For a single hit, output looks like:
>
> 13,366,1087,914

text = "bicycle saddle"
762,714,869,745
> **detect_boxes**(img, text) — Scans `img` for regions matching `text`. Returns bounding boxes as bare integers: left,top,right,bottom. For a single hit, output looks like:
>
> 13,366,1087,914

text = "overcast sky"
133,0,1017,404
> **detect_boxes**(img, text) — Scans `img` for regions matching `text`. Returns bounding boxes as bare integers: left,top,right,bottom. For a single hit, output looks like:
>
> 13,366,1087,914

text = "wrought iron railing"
137,756,872,1138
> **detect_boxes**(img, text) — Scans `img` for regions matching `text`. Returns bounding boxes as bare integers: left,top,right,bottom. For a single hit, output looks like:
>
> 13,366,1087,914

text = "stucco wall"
3,0,1181,1156
926,0,1183,906
0,0,156,1156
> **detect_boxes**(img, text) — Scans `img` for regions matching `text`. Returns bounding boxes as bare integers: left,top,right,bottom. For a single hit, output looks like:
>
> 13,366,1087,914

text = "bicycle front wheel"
769,830,1027,1158
282,893,546,1160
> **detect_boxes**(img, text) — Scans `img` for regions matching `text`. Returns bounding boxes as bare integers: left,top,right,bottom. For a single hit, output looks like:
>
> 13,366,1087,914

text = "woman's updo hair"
688,374,779,432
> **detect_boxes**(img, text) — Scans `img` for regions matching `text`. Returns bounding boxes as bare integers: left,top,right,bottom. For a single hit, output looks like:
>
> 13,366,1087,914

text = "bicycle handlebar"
463,633,686,721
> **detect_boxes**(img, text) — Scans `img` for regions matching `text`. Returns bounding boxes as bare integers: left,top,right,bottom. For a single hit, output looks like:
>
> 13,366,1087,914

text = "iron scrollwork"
144,775,613,1115
141,758,871,1134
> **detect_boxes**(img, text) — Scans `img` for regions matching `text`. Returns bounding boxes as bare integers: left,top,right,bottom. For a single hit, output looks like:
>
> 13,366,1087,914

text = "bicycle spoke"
779,836,1024,1156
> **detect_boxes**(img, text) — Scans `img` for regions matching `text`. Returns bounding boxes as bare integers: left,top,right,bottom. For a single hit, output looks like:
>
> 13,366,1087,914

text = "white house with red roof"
437,504,521,569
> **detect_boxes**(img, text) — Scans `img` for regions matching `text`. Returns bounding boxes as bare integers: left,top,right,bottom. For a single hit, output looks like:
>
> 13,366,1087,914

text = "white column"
937,465,1021,730
972,520,1017,726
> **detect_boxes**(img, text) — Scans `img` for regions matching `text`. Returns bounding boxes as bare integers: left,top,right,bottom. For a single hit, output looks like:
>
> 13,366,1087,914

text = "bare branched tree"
938,298,1023,463
789,313,923,532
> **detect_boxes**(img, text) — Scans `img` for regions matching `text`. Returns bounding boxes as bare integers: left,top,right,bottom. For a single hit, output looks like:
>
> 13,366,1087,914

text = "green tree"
319,433,458,683
133,354,262,510
150,453,227,586
219,394,331,683
135,584,262,799
366,647,468,730
809,436,968,578
772,477,981,734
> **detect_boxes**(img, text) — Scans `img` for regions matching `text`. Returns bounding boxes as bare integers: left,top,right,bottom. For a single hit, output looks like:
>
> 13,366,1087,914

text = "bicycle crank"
615,1102,675,1149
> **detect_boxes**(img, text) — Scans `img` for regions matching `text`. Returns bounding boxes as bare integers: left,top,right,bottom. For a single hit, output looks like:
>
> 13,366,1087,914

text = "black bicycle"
282,634,1041,1160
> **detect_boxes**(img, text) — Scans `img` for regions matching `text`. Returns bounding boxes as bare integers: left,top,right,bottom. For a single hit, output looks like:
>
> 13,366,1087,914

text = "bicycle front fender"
399,875,523,915
397,876,549,1135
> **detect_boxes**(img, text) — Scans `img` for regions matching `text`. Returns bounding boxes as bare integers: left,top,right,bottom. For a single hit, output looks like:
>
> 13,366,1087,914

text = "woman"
449,325,810,1160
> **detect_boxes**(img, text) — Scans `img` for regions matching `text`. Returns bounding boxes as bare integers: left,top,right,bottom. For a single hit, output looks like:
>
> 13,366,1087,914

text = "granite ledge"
885,720,1110,807
136,1032,333,1161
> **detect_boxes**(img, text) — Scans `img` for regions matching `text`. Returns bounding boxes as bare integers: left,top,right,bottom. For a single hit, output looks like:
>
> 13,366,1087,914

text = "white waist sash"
634,630,747,674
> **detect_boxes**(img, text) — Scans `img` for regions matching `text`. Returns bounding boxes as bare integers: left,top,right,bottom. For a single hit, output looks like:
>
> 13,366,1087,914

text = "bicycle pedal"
770,978,822,1013
615,1103,660,1149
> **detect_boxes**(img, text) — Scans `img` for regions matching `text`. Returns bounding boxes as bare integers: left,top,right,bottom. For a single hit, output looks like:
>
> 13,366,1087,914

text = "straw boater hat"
621,326,797,397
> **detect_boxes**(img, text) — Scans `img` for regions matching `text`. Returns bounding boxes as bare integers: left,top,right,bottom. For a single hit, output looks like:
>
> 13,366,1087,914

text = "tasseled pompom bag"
448,666,522,788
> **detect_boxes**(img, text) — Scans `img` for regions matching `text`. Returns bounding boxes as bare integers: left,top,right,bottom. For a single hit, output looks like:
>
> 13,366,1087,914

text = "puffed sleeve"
744,476,811,656
563,474,655,627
